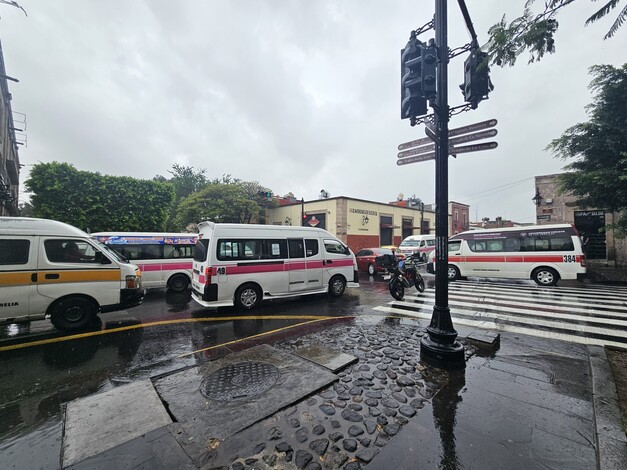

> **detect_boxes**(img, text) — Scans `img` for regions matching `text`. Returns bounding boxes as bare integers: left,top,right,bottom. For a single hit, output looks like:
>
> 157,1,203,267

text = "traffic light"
257,191,272,198
401,32,427,119
460,49,493,109
421,41,437,99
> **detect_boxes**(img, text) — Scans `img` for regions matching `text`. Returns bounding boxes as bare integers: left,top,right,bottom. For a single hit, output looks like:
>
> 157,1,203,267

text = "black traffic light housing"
460,49,493,109
257,191,273,198
401,32,427,119
421,40,437,100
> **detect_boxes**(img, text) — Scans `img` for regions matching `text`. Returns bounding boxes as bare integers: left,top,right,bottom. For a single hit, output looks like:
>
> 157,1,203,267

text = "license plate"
383,274,391,280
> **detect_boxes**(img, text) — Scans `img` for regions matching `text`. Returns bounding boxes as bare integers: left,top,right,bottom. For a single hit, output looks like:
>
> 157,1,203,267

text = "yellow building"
267,196,440,253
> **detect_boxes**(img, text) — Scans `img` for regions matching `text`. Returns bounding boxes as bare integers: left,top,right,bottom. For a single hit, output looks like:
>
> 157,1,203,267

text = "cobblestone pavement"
204,317,477,470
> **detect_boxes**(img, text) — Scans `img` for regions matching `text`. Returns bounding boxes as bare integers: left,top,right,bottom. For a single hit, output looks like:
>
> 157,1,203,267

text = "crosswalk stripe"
372,305,627,350
375,280,627,348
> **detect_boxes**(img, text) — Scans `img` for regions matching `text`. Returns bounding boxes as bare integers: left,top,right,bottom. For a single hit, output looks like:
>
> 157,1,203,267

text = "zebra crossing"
373,279,627,349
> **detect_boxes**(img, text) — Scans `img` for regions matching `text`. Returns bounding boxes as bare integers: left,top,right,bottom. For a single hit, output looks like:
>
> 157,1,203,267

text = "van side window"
46,240,97,263
468,241,487,252
448,241,462,252
288,239,305,259
504,239,521,252
305,239,319,257
194,239,210,262
263,240,287,259
550,236,574,251
487,240,503,252
426,240,435,247
0,239,30,264
324,239,348,255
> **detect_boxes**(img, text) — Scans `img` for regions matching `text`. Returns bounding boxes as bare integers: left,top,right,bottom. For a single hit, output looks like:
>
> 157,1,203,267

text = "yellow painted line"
177,316,355,358
0,315,339,352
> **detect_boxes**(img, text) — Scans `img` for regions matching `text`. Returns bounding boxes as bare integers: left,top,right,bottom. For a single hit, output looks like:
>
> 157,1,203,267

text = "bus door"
287,239,307,292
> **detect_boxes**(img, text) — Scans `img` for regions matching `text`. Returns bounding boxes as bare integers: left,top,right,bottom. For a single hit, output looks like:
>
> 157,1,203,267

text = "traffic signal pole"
419,0,465,369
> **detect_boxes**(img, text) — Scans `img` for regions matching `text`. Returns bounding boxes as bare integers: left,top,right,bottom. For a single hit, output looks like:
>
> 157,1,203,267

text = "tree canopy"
547,63,627,234
488,0,626,67
25,162,174,232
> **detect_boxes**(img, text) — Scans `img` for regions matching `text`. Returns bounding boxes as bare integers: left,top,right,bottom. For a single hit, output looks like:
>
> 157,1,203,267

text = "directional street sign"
449,129,497,146
397,152,436,165
449,141,498,155
397,143,435,158
398,136,432,151
449,119,497,138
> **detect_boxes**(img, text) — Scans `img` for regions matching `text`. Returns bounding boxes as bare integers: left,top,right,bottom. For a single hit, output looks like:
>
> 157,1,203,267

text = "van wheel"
329,275,346,297
168,274,189,292
447,265,461,281
234,284,261,310
367,264,376,276
50,297,97,331
532,267,559,286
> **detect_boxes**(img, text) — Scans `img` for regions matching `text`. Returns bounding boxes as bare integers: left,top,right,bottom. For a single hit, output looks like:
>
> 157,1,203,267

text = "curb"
588,345,627,469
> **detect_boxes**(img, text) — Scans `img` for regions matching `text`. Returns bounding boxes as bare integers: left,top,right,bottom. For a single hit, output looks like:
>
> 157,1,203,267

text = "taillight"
580,255,586,267
205,267,212,286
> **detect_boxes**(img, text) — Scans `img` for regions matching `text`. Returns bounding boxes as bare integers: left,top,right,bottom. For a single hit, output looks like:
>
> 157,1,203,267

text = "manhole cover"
200,361,281,401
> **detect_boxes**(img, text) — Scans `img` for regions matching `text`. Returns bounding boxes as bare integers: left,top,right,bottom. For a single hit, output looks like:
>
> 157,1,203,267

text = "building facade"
0,41,20,216
267,196,440,254
450,201,469,235
534,174,626,266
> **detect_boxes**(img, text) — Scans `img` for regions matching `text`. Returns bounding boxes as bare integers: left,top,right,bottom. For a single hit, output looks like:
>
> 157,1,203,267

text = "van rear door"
0,236,35,322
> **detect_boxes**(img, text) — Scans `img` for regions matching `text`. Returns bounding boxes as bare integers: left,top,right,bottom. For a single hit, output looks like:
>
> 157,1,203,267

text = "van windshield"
94,240,127,263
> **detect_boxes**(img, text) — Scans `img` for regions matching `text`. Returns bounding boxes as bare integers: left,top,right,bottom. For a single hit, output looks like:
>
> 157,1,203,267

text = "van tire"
367,264,376,276
50,297,97,331
447,265,461,281
234,283,261,310
532,267,559,286
168,274,189,292
329,275,346,297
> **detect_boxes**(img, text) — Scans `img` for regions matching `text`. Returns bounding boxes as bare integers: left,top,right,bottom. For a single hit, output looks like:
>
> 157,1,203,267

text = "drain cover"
201,361,281,401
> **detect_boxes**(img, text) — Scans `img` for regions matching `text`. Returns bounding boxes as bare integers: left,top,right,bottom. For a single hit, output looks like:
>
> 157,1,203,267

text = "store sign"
536,215,551,221
349,208,378,216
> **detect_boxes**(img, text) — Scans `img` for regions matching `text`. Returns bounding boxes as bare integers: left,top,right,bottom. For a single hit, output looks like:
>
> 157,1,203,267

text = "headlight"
126,275,141,289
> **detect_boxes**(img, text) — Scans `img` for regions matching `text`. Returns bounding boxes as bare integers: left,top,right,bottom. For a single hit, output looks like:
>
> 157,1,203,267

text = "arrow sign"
449,141,498,155
449,119,497,138
449,129,497,146
397,152,436,165
398,143,435,158
398,136,432,151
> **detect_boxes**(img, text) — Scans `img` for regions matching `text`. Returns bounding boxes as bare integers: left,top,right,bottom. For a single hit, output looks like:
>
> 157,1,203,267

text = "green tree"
157,164,208,230
488,0,626,67
25,162,174,232
547,64,627,234
173,183,262,229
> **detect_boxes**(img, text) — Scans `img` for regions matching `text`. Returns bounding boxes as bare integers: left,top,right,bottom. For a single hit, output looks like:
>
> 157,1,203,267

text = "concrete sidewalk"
65,315,627,469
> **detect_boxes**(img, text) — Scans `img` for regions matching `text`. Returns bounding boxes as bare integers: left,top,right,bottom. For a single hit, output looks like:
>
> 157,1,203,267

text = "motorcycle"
379,252,425,300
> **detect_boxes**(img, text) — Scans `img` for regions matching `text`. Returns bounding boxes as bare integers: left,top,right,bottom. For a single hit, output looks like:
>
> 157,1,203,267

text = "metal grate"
200,361,280,401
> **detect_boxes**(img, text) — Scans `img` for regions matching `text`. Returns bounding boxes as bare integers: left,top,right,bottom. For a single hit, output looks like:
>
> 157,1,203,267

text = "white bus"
429,224,586,286
92,232,197,292
191,222,359,310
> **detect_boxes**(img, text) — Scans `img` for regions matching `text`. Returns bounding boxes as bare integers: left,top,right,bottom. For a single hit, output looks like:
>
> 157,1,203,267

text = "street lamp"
362,215,369,225
532,189,543,207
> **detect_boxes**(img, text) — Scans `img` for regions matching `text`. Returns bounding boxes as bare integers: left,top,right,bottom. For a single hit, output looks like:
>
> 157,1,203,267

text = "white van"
0,217,144,331
427,224,586,286
398,234,436,261
92,232,197,292
191,222,359,309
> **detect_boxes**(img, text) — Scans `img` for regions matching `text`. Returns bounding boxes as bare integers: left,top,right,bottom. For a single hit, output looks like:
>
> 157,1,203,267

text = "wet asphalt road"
1,272,624,469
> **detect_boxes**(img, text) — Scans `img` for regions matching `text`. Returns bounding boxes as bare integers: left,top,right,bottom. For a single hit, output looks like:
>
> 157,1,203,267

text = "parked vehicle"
398,234,435,261
355,247,404,276
93,232,197,292
0,217,144,331
378,253,425,300
191,222,359,310
428,224,586,286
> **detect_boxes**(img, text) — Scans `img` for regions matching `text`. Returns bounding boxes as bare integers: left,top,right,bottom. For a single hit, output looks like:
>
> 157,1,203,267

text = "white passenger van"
0,217,144,331
191,222,359,309
429,224,586,286
92,232,197,292
398,234,436,261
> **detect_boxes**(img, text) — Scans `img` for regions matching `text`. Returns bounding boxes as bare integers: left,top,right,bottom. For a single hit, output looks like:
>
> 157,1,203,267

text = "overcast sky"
2,1,624,223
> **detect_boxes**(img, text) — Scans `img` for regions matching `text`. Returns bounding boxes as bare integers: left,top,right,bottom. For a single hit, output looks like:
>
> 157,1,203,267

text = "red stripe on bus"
440,255,575,264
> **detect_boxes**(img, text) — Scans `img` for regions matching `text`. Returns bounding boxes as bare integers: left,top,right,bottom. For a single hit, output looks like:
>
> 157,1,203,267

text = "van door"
321,238,354,284
0,236,35,322
287,238,307,292
36,238,121,308
305,238,323,290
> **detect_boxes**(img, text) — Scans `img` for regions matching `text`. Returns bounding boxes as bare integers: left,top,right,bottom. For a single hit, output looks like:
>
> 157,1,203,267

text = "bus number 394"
563,255,577,263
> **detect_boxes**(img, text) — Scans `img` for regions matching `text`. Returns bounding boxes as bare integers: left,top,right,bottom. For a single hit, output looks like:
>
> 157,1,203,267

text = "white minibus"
191,222,359,310
92,232,197,292
398,234,436,261
0,217,144,331
429,224,586,286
